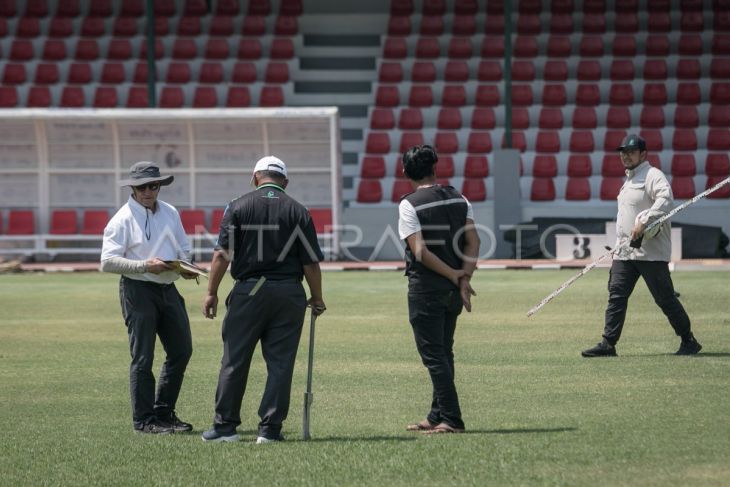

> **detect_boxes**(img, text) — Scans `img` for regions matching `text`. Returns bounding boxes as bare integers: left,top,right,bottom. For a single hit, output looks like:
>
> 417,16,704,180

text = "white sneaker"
255,435,284,444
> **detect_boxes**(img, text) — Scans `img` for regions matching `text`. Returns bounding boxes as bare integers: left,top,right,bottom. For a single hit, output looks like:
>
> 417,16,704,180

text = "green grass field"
1,269,729,486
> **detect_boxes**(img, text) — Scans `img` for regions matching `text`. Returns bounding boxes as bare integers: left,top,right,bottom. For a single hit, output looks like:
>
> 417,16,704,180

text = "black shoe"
676,335,702,355
136,420,174,435
160,413,193,433
581,339,617,357
201,427,240,443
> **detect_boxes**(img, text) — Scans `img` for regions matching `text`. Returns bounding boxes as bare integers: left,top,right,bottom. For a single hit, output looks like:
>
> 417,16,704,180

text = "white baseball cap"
253,156,287,178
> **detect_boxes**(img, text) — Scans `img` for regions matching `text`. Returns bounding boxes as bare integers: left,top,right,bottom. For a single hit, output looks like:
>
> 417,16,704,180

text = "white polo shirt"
101,196,191,284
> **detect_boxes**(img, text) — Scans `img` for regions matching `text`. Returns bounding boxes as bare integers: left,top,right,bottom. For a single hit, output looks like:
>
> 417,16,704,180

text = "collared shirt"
615,161,673,261
101,195,191,284
216,183,323,281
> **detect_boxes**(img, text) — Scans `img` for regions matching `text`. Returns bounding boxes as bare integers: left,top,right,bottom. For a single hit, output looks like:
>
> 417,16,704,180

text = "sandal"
406,419,436,431
423,422,465,434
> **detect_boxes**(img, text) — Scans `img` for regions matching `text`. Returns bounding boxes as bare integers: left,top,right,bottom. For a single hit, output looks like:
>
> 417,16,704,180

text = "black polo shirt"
216,183,324,281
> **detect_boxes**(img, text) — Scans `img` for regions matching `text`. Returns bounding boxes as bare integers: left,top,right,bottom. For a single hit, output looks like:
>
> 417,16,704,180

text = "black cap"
616,134,647,152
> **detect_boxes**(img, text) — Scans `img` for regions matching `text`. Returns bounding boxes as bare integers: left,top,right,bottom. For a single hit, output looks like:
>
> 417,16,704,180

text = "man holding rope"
581,135,702,357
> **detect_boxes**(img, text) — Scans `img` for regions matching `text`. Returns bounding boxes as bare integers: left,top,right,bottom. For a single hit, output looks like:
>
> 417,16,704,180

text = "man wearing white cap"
101,161,197,434
201,156,326,443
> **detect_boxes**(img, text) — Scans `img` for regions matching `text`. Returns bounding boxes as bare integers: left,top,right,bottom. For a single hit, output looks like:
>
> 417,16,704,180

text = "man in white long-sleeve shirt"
582,135,702,357
101,161,196,434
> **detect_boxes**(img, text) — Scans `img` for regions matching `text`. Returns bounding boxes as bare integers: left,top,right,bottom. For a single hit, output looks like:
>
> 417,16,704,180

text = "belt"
237,277,300,283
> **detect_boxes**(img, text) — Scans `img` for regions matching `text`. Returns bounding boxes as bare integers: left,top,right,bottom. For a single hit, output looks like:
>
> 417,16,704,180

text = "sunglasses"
134,182,161,191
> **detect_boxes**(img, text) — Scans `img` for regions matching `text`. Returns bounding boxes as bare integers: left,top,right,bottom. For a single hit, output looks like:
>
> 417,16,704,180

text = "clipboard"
164,260,209,279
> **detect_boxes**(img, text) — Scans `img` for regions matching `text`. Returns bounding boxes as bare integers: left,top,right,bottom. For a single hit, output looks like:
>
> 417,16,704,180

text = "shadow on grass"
628,352,730,358
284,428,578,442
289,435,418,443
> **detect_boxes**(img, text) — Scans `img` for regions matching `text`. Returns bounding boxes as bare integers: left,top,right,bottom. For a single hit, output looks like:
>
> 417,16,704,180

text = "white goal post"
0,108,342,259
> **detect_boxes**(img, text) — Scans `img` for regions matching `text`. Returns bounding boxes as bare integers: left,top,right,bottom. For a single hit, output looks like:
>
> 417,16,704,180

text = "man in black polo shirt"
201,156,326,444
398,145,480,434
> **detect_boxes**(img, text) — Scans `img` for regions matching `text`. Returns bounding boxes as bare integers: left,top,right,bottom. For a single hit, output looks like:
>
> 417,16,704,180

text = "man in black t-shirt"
398,145,480,434
201,156,326,444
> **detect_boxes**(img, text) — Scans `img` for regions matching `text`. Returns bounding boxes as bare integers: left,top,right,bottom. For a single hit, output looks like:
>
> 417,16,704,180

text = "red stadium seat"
435,155,455,177
391,0,414,15
511,85,533,106
383,37,407,58
600,177,624,200
672,130,697,151
671,154,696,176
615,12,639,32
360,157,386,178
160,87,185,108
238,39,262,60
511,107,530,129
610,59,634,80
512,61,535,81
452,15,476,35
680,34,703,55
503,132,527,152
681,11,703,31
50,210,78,235
7,210,35,235
180,210,206,234
606,107,630,129
648,12,671,32
485,15,505,34
411,62,436,82
536,132,561,153
709,106,730,127
388,16,411,36
184,0,208,15
10,40,35,61
279,0,303,15
676,59,701,80
166,63,191,84
570,131,595,152
391,179,413,201
582,14,606,33
442,85,466,107
604,130,627,151
544,60,568,81
471,108,496,129
435,133,459,154
640,129,663,151
16,17,41,38
551,0,574,14
573,107,597,128
416,37,440,58
379,62,403,83
209,16,234,36
365,133,390,154
462,178,486,202
706,154,730,176
576,84,600,106
400,132,424,153
419,15,444,36
514,36,538,57
81,210,109,235
25,0,49,17
467,132,492,153
437,108,462,130
464,156,489,177
577,60,601,81
677,83,701,105
455,0,478,14
644,60,668,80
567,155,593,177
265,62,289,83
225,86,251,107
126,86,148,108
371,108,395,130
49,17,73,37
531,178,556,201
409,86,433,107
643,83,668,105
398,108,423,130
27,86,52,107
645,35,670,56
476,85,500,106
713,35,730,55
708,129,730,150
34,64,59,84
375,86,399,107
672,177,696,198
231,62,256,83
602,155,625,177
270,39,294,59
138,39,164,59
547,36,571,57
566,177,591,200
550,14,574,34
192,87,218,107
674,106,699,128
640,107,665,128
274,16,298,36
216,0,239,15
533,155,558,176
711,59,730,79
242,16,266,35
248,0,270,15
308,208,332,234
480,36,505,58
60,87,85,107
93,87,118,107
259,86,284,107
542,85,566,106
579,36,604,56
539,108,563,129
710,83,730,104
2,64,26,85
706,176,730,198
609,84,634,105
517,14,541,35
199,62,223,83
445,61,469,82
68,62,92,84
172,39,197,60
113,17,138,36
613,35,637,56
357,179,383,203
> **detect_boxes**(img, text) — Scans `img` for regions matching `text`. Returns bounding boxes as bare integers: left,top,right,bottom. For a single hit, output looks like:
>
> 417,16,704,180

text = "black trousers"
408,289,465,429
603,260,691,345
212,279,306,438
119,277,193,429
